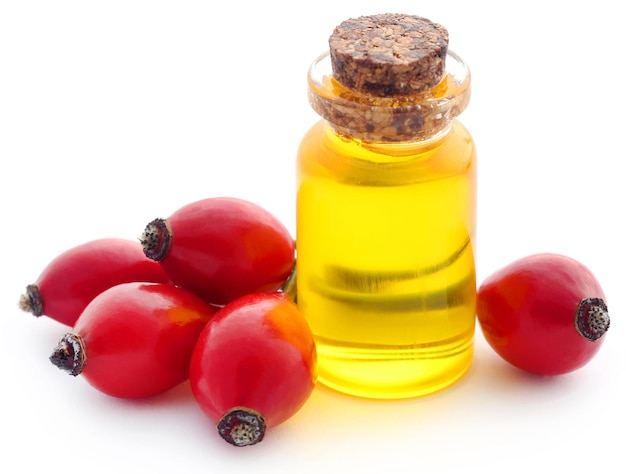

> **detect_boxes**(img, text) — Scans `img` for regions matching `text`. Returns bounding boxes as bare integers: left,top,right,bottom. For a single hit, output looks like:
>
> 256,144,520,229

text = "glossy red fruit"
140,197,295,306
50,282,218,399
476,253,610,376
19,238,171,326
190,292,317,447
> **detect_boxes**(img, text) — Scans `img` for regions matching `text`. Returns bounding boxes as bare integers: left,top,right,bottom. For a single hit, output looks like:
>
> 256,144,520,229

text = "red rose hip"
190,292,317,447
140,197,295,306
50,282,218,398
476,253,610,375
19,238,171,326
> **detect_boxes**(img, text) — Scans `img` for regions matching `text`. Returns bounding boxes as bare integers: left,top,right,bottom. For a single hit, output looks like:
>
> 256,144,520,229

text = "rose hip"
19,238,171,326
476,253,610,375
189,292,317,447
50,282,218,399
140,197,295,306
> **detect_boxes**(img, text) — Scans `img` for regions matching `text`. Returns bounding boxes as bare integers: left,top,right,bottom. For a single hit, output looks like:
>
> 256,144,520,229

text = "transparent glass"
296,50,477,399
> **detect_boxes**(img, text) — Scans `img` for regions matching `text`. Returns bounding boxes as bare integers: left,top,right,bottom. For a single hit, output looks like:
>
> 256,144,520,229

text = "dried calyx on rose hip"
19,238,171,326
50,282,218,399
189,292,317,447
140,197,295,306
476,253,610,376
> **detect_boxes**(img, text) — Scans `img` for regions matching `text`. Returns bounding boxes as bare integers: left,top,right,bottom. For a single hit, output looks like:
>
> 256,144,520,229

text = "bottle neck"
308,50,471,144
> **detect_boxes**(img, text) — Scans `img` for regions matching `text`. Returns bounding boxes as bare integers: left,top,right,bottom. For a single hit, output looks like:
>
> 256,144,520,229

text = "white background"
1,1,624,473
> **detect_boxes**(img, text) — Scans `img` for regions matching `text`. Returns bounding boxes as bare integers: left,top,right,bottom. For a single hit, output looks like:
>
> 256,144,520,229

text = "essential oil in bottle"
296,14,477,399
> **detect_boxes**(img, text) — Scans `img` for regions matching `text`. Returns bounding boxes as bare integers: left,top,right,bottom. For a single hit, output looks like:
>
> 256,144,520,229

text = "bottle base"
314,336,474,400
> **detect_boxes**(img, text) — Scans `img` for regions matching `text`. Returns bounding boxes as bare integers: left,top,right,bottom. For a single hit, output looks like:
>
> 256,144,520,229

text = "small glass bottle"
296,14,477,399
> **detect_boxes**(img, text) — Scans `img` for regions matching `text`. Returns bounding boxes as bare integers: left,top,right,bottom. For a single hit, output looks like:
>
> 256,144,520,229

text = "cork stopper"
307,14,470,142
329,14,449,97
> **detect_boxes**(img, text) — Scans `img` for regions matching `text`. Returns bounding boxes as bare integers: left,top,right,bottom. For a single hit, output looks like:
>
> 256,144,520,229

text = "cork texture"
329,14,449,97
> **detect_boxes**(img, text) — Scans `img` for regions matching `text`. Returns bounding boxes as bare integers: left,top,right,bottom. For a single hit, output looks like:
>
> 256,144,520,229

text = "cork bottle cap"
329,14,449,97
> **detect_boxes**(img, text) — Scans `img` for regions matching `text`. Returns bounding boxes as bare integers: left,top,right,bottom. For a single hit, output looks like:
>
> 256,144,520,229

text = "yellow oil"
296,120,477,399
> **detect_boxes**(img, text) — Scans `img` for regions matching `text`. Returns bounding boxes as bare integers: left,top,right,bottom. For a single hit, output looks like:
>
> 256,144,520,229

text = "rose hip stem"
140,218,172,262
217,407,267,447
575,297,610,341
49,333,86,377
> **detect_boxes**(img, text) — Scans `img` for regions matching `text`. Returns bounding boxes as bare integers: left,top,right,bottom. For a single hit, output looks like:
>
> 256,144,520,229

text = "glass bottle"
295,14,477,399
